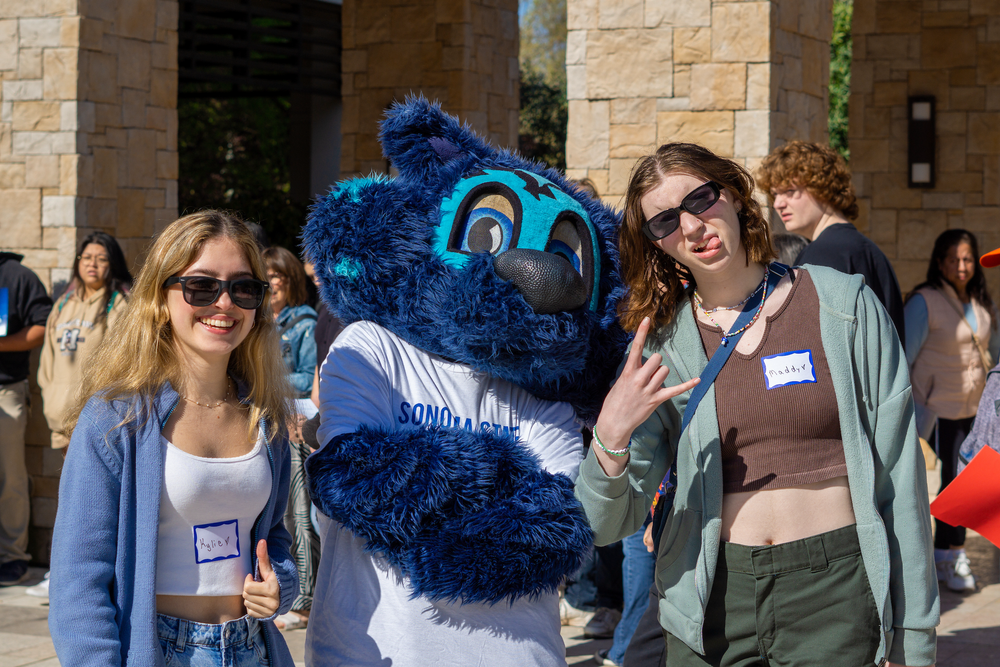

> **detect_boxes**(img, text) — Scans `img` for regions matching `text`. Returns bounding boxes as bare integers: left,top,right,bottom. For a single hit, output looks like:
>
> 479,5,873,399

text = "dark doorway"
177,0,341,250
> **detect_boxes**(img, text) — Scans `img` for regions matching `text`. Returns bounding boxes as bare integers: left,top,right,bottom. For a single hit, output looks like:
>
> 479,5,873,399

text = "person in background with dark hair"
264,247,318,632
758,140,906,341
771,232,809,267
263,247,317,399
0,251,52,586
246,221,270,252
904,229,999,592
30,231,133,598
39,232,133,450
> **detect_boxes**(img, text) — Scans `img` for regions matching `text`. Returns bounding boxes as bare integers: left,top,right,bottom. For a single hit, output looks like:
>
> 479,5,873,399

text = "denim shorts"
157,613,269,667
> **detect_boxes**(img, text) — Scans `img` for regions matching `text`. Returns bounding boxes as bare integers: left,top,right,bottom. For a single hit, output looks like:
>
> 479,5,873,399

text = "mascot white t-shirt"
308,321,583,666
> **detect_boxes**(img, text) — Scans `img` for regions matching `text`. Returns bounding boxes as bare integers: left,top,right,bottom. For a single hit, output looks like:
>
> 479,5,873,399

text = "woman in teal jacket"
575,144,937,667
49,211,299,667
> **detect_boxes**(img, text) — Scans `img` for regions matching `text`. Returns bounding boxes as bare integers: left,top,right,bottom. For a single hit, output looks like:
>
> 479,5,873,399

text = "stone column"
850,0,1000,296
565,0,831,206
0,0,178,562
340,0,519,178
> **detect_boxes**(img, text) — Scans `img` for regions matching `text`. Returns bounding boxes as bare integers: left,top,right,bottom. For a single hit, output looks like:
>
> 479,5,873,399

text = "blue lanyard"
651,263,788,545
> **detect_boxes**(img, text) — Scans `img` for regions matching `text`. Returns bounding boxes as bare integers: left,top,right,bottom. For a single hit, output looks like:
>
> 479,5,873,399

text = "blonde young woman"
48,211,299,667
575,144,938,667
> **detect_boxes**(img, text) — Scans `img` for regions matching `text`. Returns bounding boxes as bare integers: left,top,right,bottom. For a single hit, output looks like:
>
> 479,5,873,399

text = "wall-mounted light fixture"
908,95,935,188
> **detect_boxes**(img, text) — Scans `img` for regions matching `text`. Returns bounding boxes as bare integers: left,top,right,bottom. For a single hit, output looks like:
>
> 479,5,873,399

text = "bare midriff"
156,595,247,624
721,475,856,546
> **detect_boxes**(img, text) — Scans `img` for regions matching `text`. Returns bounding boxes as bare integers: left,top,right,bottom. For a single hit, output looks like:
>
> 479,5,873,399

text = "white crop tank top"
155,429,272,596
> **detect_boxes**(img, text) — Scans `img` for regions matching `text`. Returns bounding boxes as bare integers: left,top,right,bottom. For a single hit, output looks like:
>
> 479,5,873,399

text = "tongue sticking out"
696,237,722,253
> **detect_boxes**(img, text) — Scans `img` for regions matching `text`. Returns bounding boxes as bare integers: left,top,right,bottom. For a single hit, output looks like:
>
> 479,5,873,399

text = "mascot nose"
493,249,589,314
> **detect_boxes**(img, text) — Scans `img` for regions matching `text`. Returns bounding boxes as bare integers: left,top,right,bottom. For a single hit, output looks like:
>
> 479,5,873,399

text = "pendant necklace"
696,266,771,346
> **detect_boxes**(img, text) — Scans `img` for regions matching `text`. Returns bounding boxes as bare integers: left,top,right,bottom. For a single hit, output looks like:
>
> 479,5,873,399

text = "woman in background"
39,231,132,450
263,246,318,631
31,231,132,599
263,246,317,398
905,229,999,592
49,211,298,666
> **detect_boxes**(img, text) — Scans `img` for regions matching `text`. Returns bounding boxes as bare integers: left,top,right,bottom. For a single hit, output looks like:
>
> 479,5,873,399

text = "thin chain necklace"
697,265,772,346
179,377,231,409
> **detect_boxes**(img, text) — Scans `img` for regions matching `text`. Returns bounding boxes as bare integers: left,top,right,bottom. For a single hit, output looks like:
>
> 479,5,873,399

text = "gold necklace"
179,378,231,409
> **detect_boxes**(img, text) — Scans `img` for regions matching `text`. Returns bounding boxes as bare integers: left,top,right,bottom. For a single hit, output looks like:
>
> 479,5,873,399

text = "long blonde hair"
63,210,293,440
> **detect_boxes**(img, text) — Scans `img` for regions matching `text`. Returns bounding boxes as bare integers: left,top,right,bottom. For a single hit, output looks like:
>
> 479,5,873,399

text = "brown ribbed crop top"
696,269,846,494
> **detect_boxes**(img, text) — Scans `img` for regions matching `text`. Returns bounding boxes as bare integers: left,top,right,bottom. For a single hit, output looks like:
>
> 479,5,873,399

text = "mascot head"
304,97,627,422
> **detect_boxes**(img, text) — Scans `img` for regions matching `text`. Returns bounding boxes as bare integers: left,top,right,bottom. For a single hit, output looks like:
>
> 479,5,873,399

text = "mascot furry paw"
302,97,627,667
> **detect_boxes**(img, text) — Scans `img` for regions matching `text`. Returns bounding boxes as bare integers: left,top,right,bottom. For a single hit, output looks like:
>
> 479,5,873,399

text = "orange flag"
930,447,1000,548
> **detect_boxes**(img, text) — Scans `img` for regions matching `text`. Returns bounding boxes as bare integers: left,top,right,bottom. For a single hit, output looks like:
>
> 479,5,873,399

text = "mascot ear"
379,95,492,183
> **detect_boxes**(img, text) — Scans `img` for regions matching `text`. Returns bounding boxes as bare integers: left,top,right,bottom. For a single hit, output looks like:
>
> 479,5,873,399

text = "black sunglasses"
642,181,722,241
164,276,269,310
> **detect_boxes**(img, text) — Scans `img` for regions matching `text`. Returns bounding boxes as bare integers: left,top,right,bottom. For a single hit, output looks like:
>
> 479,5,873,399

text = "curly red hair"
757,140,859,220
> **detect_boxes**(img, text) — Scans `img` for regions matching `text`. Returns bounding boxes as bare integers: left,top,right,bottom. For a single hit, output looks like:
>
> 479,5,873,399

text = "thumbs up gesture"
243,539,280,618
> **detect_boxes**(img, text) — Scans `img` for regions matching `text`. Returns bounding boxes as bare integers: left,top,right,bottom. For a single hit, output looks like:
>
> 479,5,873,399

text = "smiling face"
267,269,288,316
165,236,256,366
641,172,745,281
77,242,111,293
939,241,976,293
770,185,828,239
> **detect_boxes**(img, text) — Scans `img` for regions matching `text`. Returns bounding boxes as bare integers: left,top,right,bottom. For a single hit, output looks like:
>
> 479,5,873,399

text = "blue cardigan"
49,382,298,667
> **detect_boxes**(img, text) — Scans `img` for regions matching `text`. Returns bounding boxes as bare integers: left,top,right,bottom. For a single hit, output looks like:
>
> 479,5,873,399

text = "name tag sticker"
193,520,240,564
761,350,816,390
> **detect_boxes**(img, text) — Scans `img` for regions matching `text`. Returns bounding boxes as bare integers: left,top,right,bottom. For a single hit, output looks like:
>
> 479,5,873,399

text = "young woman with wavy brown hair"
49,211,299,667
575,143,938,667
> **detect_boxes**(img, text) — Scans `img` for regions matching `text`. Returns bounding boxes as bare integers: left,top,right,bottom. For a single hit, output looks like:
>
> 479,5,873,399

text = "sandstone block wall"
340,0,519,177
851,0,1000,298
565,0,832,206
0,0,178,563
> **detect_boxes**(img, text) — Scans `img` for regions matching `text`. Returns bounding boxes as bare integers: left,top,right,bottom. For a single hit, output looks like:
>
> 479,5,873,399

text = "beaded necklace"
693,270,767,314
696,265,772,347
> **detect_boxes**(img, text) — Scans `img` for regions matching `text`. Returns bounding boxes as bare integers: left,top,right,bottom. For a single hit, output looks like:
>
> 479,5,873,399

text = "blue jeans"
157,613,269,666
608,527,656,665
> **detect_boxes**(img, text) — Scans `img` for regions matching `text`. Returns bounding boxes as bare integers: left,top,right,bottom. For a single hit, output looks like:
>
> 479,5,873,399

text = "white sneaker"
25,571,49,598
936,551,976,592
559,596,594,627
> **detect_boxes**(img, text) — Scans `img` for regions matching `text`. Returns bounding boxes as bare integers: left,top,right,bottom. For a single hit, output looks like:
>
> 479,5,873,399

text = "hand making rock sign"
575,144,939,667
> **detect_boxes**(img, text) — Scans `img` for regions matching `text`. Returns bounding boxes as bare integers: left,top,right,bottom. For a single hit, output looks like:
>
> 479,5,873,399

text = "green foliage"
519,69,568,170
519,0,567,94
518,0,568,170
178,96,308,251
829,0,853,162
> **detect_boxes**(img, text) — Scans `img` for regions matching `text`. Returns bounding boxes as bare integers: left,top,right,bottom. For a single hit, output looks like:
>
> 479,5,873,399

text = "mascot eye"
458,194,516,255
546,219,584,274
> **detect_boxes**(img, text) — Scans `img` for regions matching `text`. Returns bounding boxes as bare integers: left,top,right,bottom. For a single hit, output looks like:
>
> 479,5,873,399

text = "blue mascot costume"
303,97,628,666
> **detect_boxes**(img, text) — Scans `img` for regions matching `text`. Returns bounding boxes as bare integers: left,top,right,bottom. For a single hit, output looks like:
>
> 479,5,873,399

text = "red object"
930,447,1000,548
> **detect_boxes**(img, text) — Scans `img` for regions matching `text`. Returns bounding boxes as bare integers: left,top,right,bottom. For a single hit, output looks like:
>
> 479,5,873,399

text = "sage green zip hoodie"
576,266,938,666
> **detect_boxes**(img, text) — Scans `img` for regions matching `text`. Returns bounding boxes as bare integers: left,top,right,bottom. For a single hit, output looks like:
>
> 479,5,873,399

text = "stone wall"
565,0,832,206
340,0,519,177
850,0,1000,297
0,0,178,563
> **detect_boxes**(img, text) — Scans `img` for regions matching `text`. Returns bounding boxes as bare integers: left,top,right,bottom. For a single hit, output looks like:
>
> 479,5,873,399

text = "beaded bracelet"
593,427,630,457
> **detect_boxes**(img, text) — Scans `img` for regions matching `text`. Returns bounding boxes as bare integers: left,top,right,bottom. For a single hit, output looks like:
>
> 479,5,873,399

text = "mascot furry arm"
303,97,628,605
